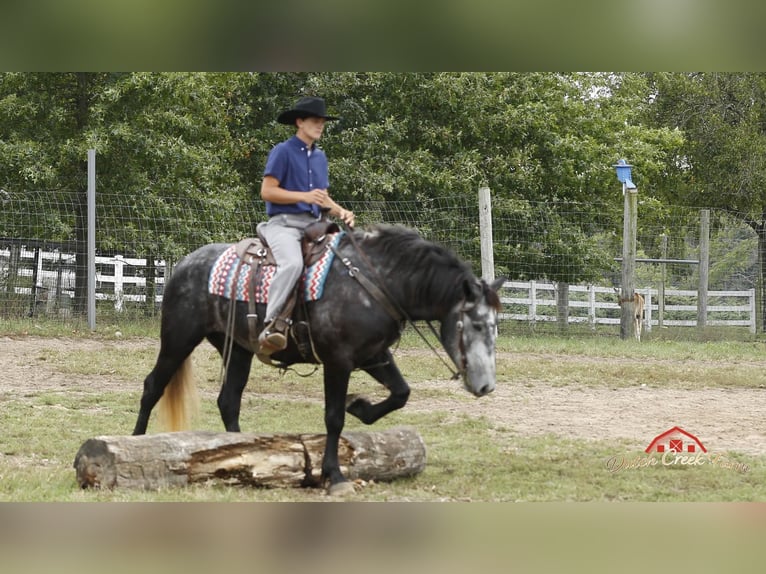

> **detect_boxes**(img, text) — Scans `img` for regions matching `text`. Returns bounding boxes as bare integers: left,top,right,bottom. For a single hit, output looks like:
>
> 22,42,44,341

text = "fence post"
28,247,40,317
87,149,96,330
113,255,124,312
697,209,710,330
620,186,638,340
614,160,638,340
749,288,757,334
478,186,495,281
556,282,569,333
658,234,667,328
643,291,652,333
6,244,20,295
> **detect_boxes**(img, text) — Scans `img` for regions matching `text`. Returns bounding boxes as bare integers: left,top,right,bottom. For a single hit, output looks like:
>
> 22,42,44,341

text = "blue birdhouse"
613,159,636,189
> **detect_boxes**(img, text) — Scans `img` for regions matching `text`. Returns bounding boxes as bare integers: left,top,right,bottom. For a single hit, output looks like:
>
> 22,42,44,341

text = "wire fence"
0,188,759,335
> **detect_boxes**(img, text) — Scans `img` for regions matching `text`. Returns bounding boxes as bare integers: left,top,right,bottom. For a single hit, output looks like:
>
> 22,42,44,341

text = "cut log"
73,426,426,490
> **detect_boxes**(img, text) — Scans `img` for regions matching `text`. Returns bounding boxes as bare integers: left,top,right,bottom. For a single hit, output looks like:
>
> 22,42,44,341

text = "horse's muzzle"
476,383,495,397
465,379,495,397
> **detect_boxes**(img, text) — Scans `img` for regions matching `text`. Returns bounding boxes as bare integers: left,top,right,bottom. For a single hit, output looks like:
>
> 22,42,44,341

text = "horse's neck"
356,231,462,321
374,262,457,321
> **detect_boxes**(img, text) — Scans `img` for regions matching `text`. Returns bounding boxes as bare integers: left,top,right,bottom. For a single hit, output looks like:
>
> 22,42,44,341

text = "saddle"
230,219,341,363
234,219,340,267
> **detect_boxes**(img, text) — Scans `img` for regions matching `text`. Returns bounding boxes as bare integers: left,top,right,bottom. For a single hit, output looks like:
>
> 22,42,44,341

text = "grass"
1,323,765,501
2,400,763,502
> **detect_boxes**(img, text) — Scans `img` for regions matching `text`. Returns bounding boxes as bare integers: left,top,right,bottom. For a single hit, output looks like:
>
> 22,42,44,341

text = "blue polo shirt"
263,135,329,217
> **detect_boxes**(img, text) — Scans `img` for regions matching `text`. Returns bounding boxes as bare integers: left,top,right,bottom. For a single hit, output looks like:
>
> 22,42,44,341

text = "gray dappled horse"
132,224,503,495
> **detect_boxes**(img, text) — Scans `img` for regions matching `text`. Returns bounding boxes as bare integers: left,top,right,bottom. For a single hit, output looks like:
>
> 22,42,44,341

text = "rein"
332,227,466,381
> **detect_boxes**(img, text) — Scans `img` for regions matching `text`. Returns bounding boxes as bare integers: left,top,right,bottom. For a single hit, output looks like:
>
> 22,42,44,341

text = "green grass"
1,326,765,501
2,398,763,502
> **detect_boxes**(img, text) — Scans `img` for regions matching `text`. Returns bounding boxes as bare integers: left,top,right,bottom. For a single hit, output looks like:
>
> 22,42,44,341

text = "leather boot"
258,317,290,354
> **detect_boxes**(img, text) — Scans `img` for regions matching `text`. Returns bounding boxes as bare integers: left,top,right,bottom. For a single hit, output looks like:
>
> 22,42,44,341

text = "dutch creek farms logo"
605,426,749,474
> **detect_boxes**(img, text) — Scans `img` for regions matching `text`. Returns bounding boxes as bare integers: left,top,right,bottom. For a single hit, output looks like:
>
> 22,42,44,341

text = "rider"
258,96,355,354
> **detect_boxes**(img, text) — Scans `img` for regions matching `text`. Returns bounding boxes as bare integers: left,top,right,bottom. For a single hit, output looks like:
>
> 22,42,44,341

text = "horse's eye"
472,322,483,331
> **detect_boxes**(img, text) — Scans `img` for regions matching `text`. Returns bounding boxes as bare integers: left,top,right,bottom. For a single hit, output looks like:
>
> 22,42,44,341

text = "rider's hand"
337,208,355,228
304,188,329,206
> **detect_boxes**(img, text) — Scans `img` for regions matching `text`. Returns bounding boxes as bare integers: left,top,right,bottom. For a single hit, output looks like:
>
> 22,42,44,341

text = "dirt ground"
1,336,765,456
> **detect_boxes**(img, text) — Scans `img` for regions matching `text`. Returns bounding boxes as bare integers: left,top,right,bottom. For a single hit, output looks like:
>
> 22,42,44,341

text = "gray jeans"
258,212,319,322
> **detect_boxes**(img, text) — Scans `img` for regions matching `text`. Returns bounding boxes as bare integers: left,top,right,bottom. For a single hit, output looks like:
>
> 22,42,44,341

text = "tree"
296,72,681,282
1,72,685,316
646,72,766,328
0,72,249,315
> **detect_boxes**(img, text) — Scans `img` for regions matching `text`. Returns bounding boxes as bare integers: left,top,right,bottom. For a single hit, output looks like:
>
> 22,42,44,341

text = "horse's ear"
477,277,505,311
464,277,505,300
463,278,481,301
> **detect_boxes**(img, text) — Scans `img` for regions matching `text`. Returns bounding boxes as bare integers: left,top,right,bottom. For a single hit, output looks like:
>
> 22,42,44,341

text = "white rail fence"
500,281,756,333
1,246,165,315
1,247,757,332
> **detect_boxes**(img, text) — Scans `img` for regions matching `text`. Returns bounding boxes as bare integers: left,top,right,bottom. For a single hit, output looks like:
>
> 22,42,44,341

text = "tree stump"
73,426,426,490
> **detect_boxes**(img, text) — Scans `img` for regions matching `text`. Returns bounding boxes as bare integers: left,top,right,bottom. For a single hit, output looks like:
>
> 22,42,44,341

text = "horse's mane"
354,224,476,310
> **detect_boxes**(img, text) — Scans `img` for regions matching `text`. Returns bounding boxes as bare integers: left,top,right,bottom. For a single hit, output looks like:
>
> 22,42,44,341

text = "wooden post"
478,186,495,282
759,227,766,334
658,234,667,328
556,282,569,333
697,209,710,330
145,254,157,318
87,148,96,330
54,250,64,316
113,255,124,312
620,185,638,340
748,288,757,334
28,247,40,317
5,243,20,295
643,291,652,334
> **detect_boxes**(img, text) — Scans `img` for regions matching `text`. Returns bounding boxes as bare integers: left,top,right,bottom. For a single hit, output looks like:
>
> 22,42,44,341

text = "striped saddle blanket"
208,232,344,303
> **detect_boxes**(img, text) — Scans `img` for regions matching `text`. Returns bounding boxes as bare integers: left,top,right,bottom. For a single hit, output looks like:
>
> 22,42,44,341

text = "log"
73,426,426,490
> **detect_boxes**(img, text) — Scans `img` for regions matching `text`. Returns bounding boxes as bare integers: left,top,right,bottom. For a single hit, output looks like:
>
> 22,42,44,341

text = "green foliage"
0,72,700,288
492,196,619,282
648,73,766,217
645,73,766,326
0,73,251,257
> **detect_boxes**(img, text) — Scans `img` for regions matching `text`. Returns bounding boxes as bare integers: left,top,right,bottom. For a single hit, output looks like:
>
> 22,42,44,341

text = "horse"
132,223,504,495
616,290,646,341
631,292,646,341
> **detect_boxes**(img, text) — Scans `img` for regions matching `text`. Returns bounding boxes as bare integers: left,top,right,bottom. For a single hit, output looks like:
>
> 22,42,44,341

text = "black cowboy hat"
277,96,339,125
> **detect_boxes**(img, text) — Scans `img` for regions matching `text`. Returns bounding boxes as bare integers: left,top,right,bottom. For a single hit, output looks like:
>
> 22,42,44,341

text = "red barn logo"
645,426,707,454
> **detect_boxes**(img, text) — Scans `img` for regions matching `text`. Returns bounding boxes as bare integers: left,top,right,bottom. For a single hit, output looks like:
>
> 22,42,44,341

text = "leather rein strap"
330,229,466,380
329,244,404,323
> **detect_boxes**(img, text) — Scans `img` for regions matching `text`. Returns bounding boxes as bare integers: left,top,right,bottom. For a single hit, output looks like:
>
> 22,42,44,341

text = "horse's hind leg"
346,351,410,425
132,331,204,435
206,333,254,432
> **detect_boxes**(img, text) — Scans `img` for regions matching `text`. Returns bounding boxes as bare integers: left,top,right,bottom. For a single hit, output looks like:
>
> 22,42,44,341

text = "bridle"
330,230,477,381
450,300,476,378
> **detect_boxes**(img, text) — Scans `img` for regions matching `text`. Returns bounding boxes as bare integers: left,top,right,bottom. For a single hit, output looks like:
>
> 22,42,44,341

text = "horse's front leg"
321,364,355,496
346,352,410,425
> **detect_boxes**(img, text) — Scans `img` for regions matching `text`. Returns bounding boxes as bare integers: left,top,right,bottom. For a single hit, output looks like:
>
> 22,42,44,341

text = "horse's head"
440,277,505,397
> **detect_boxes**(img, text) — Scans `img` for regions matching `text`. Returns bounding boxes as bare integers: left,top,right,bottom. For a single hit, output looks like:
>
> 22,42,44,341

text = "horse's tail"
156,356,199,431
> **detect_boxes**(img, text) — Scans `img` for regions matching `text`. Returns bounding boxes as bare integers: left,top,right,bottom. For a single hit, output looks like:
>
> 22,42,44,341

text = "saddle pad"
208,232,344,303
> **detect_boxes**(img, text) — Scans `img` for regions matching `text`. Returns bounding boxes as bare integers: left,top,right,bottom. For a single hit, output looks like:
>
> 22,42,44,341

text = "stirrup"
258,318,289,354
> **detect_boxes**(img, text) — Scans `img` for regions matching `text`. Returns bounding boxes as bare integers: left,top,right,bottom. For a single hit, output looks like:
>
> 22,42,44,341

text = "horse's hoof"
327,481,357,497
